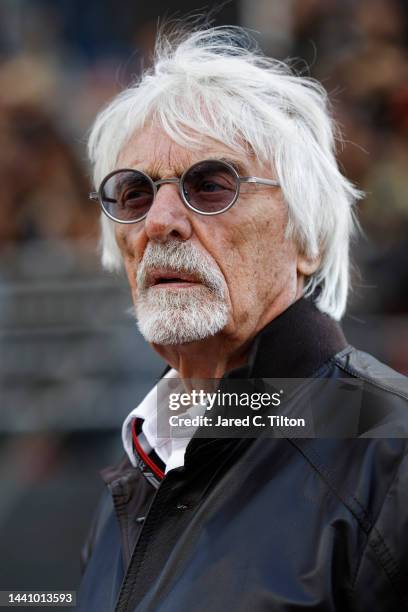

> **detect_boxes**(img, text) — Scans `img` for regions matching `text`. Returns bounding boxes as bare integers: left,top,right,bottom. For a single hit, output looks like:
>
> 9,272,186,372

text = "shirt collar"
121,369,180,469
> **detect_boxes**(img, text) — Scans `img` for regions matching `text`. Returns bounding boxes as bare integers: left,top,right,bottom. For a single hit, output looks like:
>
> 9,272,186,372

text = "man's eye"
123,189,146,200
117,186,151,205
200,181,226,192
114,191,149,212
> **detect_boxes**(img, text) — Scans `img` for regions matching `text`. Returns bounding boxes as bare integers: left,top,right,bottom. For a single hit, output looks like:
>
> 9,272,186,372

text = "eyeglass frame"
89,158,280,224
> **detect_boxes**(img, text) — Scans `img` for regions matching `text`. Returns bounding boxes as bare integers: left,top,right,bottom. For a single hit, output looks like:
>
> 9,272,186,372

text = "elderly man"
78,27,408,612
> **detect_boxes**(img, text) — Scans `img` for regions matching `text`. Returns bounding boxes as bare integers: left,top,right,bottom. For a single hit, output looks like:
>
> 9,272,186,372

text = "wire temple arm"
89,192,118,204
240,177,280,186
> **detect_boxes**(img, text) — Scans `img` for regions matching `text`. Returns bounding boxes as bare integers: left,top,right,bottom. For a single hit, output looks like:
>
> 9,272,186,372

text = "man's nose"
144,183,193,242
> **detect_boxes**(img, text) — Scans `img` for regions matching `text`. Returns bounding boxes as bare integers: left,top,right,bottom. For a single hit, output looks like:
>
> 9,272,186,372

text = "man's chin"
135,301,229,346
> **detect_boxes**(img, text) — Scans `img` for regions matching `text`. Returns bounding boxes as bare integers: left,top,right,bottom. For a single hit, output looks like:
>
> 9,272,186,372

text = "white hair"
87,26,362,320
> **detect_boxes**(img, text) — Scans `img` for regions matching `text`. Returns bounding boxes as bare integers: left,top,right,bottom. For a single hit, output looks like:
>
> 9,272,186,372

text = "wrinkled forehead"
116,122,263,178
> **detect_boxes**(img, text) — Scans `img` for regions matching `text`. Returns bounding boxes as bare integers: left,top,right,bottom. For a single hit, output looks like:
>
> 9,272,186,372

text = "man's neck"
151,333,251,380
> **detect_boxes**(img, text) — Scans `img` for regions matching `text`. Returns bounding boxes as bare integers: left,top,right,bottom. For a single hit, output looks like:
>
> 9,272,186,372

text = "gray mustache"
136,240,226,297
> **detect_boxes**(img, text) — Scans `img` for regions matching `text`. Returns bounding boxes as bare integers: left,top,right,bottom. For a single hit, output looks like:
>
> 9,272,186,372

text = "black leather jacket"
78,297,408,611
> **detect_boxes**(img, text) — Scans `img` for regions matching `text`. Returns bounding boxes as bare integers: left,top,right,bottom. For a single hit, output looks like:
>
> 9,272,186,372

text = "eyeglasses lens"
182,161,238,213
101,170,154,222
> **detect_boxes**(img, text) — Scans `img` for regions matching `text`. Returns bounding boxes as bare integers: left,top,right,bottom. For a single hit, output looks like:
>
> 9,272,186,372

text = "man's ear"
296,252,321,276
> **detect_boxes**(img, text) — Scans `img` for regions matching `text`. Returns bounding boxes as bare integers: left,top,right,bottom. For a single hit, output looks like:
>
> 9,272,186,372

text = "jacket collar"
225,295,349,380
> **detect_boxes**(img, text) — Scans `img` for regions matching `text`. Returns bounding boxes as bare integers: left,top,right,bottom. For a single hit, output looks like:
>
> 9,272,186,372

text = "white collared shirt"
122,369,206,474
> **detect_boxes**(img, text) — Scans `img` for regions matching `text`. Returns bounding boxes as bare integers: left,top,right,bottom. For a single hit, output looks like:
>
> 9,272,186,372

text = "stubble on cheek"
114,225,145,301
121,253,139,307
230,208,297,312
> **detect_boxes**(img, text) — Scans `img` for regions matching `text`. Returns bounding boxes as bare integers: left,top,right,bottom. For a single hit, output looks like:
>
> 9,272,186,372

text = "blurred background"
0,0,407,606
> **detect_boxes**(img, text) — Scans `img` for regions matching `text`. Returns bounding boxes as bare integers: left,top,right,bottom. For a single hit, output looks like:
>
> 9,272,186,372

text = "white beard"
134,240,229,345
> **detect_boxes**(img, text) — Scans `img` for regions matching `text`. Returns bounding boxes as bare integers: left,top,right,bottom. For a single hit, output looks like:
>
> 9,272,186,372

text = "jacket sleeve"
353,442,408,611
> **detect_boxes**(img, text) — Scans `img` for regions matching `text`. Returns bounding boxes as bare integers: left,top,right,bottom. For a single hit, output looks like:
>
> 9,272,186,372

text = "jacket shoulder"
334,346,408,401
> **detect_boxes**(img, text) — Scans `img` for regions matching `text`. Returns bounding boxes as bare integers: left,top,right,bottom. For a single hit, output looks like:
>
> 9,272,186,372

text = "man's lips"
146,269,202,289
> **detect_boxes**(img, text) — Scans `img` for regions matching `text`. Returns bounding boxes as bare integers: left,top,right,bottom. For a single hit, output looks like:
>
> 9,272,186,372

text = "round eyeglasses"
89,159,280,224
